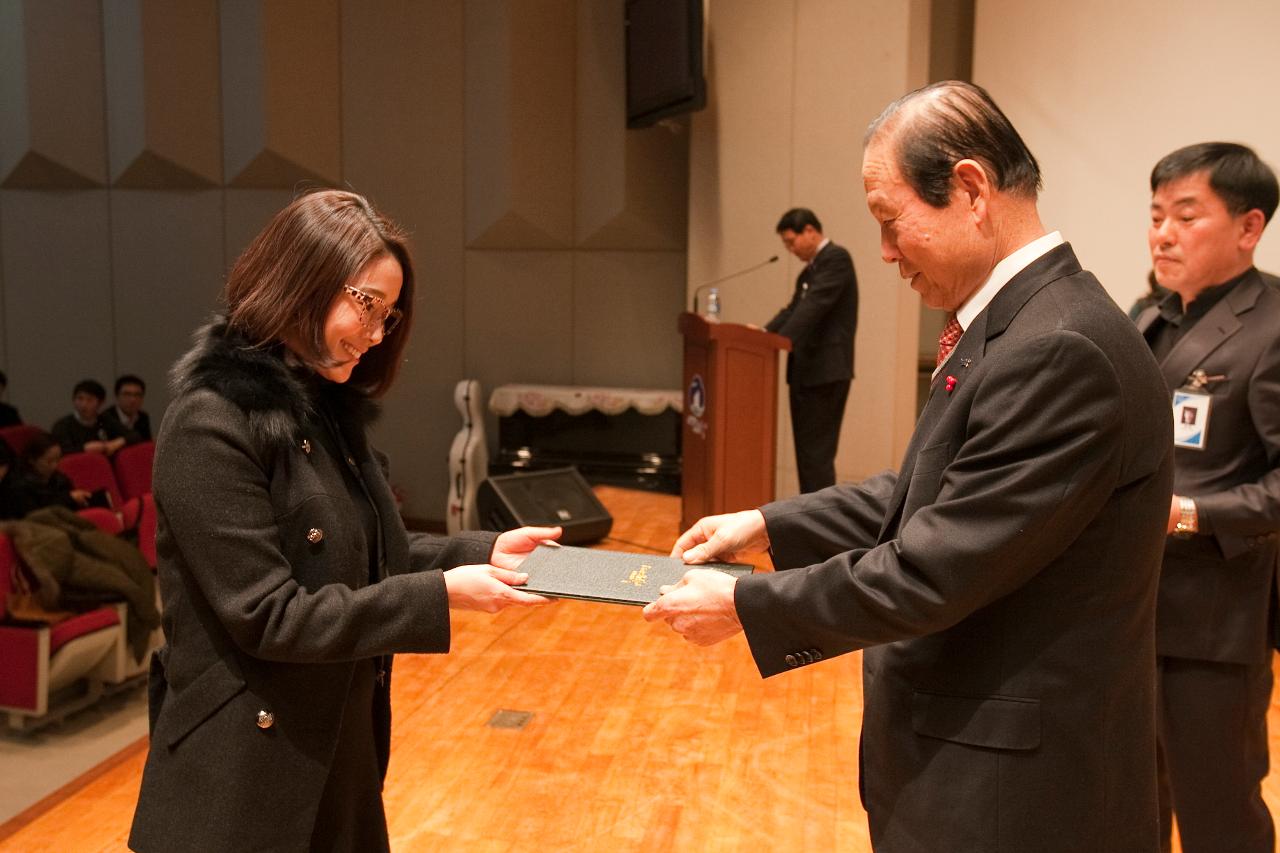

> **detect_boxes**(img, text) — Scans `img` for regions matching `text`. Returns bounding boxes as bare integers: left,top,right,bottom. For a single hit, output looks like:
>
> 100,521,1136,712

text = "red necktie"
936,313,963,368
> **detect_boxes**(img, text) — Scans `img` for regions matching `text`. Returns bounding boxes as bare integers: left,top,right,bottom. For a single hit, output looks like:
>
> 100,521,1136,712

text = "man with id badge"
1135,142,1280,853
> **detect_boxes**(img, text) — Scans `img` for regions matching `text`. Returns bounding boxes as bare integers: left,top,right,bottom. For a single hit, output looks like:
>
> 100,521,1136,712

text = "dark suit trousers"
1157,655,1274,853
789,379,850,494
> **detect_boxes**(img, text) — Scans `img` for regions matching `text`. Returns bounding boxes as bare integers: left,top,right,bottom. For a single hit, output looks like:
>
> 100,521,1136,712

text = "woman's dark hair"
866,80,1042,208
225,189,415,398
1151,142,1279,224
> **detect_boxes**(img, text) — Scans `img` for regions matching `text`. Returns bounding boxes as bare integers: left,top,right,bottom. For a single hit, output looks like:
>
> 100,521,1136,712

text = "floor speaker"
476,467,613,545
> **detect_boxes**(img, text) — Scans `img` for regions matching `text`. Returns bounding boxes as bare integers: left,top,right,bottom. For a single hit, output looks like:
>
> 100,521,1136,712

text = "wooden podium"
678,313,791,530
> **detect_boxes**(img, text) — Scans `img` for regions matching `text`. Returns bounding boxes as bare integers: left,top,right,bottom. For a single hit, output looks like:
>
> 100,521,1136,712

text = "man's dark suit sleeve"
765,245,857,345
762,469,897,568
737,331,1128,677
1193,333,1280,556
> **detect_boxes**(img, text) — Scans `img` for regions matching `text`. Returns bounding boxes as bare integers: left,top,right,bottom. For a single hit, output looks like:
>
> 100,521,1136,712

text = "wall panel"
572,251,685,389
0,191,113,428
109,191,225,414
104,0,222,188
464,0,575,249
0,0,107,188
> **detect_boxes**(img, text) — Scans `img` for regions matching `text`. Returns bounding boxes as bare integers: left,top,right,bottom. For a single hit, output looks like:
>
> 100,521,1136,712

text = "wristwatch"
1174,496,1199,536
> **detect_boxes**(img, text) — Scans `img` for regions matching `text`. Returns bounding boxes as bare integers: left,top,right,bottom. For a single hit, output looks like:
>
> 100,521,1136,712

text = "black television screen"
625,0,706,128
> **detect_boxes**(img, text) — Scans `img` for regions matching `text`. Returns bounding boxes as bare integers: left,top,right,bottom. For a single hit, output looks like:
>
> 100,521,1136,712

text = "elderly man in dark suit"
767,208,858,493
1135,142,1280,853
645,80,1173,851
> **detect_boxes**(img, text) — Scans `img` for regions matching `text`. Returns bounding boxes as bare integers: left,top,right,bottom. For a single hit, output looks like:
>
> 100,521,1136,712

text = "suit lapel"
877,311,988,542
1158,272,1261,389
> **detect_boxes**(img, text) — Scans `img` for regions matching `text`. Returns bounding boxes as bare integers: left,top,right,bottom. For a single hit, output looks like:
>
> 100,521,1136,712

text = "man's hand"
443,564,550,612
491,525,562,570
1167,495,1181,534
670,509,769,564
642,569,742,645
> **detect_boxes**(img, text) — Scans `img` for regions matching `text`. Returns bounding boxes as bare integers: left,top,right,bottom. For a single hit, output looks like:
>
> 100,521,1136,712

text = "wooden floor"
2,485,1279,851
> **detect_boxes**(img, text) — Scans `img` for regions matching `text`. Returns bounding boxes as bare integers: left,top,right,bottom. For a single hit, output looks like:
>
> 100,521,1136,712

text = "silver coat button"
307,528,324,544
784,654,799,668
257,710,274,729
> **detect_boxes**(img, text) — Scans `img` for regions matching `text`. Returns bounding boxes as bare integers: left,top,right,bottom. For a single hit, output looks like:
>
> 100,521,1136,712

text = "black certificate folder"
517,545,753,606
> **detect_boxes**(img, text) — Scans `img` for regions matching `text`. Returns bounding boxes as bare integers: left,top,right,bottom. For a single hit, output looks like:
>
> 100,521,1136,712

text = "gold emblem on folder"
623,564,651,587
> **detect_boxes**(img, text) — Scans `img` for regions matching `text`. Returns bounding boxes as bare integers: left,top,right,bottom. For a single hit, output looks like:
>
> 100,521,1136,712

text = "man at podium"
766,208,858,492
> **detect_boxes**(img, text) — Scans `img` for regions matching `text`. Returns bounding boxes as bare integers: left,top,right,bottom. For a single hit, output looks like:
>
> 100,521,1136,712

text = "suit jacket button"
811,649,823,661
307,527,324,544
801,650,814,664
301,439,312,455
785,654,799,668
257,710,274,729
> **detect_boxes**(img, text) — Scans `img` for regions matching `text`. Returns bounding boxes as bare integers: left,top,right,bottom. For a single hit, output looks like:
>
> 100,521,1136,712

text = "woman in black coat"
129,191,556,852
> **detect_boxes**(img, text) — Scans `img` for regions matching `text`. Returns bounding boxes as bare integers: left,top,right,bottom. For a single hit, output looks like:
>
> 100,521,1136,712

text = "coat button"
800,650,814,664
256,710,274,729
785,654,799,668
307,528,324,544
346,455,357,467
301,439,311,455
811,649,823,661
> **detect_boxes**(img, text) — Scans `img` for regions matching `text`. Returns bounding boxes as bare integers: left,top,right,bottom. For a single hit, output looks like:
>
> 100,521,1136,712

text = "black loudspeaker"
476,467,613,545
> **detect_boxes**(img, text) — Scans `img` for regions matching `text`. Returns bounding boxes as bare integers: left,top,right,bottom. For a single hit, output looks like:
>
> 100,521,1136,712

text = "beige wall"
0,0,688,522
689,0,929,497
974,0,1280,308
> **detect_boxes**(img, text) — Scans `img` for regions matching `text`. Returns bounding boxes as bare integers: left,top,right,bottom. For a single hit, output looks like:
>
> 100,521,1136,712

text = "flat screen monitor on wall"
625,0,706,128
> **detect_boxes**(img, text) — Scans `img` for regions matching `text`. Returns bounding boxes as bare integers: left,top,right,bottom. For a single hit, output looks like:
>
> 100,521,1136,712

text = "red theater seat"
0,424,45,456
112,440,154,502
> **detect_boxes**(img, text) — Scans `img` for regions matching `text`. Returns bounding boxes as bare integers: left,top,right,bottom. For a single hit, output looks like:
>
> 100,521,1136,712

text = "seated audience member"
101,374,151,442
18,433,92,513
0,370,20,427
0,440,24,519
50,379,131,455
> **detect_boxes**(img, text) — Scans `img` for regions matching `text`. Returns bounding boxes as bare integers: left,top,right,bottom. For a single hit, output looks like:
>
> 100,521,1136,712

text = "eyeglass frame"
342,283,403,336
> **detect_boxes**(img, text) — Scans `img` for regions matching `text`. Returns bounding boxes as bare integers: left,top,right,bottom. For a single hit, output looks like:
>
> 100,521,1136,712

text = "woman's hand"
490,525,563,570
443,564,551,612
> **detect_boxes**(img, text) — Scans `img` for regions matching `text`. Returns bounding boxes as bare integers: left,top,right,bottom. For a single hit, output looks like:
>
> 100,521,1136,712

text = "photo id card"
1173,390,1211,450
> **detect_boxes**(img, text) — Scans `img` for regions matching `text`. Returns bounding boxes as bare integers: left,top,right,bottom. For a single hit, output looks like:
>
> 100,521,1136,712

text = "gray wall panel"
0,191,113,428
109,191,225,414
223,189,294,272
465,250,574,389
572,251,684,389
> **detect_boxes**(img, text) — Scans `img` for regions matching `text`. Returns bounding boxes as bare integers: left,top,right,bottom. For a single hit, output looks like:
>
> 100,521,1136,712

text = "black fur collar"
170,316,380,454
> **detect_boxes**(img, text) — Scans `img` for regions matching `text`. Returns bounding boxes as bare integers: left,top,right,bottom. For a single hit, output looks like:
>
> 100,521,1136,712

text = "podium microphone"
691,255,780,313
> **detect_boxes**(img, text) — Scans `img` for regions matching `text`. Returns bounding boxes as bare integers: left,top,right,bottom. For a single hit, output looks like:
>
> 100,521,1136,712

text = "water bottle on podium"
705,287,721,322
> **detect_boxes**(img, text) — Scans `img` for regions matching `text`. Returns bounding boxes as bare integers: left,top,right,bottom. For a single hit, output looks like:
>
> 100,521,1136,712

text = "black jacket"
739,245,1172,851
129,318,496,852
765,240,858,386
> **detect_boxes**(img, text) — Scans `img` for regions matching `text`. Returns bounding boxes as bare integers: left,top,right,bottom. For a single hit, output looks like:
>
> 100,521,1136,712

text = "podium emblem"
687,374,706,418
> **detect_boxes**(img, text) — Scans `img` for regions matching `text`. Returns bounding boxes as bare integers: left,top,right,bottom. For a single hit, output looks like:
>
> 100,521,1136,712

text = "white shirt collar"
807,238,830,266
934,231,1064,377
955,231,1064,330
